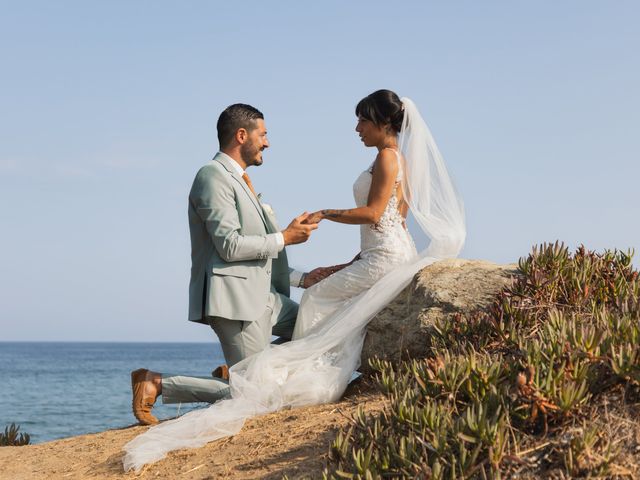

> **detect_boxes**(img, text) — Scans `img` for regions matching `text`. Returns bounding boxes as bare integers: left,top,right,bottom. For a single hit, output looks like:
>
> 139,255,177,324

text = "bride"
123,90,465,471
293,89,418,340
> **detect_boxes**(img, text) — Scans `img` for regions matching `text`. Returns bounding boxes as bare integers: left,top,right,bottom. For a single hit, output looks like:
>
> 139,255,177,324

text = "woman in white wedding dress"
123,90,465,471
293,89,418,339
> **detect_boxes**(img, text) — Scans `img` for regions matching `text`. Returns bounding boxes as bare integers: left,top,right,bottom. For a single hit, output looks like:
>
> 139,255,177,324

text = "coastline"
0,381,383,479
0,342,225,444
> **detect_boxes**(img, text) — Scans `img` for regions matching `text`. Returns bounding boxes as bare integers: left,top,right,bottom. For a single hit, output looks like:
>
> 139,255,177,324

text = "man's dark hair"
216,103,264,149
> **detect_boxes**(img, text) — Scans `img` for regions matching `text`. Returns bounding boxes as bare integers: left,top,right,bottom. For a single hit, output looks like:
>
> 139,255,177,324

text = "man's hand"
282,212,318,245
303,265,347,288
303,267,331,288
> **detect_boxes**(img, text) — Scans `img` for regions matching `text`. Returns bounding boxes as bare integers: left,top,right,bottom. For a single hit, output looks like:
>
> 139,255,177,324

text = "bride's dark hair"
355,89,404,134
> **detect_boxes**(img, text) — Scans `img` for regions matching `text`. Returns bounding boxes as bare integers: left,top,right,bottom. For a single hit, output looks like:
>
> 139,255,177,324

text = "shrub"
0,423,31,447
325,243,638,479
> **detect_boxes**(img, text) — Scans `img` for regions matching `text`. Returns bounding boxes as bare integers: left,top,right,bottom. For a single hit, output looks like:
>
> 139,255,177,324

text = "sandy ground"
0,381,384,480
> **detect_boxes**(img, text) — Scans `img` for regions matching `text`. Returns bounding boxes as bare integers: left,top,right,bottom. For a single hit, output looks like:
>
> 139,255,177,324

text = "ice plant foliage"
0,424,31,447
325,242,639,478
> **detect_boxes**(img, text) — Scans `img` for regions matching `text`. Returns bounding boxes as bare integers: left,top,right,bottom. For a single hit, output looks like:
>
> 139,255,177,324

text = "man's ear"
235,128,248,145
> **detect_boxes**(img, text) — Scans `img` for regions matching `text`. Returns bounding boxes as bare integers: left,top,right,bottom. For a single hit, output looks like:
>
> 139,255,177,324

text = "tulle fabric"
398,97,465,259
122,97,466,472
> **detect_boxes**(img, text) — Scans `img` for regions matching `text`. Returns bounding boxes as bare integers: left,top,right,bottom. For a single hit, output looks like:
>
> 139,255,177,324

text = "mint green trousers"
161,291,298,404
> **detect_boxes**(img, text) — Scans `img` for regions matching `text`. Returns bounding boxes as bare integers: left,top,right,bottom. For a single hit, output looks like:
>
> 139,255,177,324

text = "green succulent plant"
0,423,31,447
324,242,638,479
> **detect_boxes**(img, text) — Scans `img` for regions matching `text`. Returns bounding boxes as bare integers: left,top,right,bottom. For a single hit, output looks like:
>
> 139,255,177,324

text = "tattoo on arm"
321,209,354,219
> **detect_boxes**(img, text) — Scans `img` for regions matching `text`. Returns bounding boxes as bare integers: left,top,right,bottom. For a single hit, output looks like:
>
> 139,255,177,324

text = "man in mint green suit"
130,104,319,425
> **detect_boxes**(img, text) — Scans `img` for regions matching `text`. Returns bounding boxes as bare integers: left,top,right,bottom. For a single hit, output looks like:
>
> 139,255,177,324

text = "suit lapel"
213,153,268,228
262,209,278,234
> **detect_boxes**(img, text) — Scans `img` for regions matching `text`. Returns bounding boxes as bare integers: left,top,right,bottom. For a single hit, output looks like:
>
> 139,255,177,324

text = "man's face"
240,119,269,167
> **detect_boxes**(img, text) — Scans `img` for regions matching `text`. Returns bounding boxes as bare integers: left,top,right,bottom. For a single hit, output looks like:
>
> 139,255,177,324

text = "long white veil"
122,97,466,472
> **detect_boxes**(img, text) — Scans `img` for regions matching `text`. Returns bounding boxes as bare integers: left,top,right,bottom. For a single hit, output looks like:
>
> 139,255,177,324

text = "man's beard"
240,142,263,167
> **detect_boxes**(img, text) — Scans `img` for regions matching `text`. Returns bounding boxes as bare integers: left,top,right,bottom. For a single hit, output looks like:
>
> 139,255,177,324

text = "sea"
0,342,225,444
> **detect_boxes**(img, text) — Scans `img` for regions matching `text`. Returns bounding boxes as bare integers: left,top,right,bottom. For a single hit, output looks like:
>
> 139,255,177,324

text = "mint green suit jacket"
188,152,291,324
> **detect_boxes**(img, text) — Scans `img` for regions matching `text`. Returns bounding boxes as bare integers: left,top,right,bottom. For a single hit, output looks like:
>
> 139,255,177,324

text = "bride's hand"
302,211,324,225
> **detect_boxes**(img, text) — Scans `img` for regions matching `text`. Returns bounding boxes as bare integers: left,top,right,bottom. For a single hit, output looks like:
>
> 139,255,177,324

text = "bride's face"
355,116,386,148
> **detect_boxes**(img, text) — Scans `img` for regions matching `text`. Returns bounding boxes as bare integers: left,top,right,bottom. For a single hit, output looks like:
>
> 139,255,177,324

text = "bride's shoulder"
371,149,400,174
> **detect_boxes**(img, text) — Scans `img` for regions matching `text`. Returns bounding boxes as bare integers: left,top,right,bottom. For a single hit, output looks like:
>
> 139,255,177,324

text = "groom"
131,103,322,425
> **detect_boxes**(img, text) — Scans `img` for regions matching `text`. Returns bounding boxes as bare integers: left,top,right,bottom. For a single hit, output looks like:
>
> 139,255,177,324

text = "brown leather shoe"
212,364,230,381
131,368,159,425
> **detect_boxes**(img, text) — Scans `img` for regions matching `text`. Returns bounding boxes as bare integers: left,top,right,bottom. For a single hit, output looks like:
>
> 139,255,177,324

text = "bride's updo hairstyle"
355,89,404,134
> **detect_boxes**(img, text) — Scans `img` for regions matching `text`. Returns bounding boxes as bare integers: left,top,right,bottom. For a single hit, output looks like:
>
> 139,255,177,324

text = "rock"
360,259,519,370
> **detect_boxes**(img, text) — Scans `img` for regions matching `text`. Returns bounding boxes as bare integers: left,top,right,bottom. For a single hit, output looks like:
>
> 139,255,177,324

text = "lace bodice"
288,151,417,339
352,151,413,253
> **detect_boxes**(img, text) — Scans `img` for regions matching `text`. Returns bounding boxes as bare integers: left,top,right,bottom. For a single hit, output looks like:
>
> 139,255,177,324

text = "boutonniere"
258,194,275,216
262,203,275,216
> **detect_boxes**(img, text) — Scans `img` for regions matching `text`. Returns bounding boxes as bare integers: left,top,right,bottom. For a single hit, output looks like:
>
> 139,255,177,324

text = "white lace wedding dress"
292,151,417,340
123,98,466,472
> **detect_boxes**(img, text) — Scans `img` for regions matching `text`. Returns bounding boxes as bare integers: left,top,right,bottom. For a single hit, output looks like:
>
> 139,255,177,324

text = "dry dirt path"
0,383,384,480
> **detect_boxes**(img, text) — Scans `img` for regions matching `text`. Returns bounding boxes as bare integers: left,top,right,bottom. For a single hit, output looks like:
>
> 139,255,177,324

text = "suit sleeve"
191,167,282,262
288,268,305,287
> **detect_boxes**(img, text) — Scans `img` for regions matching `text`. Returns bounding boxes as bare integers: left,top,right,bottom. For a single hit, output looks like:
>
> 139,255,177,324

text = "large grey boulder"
360,259,519,370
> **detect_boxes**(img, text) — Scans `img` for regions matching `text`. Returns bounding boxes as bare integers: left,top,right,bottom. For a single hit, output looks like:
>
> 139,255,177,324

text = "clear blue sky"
1,1,638,341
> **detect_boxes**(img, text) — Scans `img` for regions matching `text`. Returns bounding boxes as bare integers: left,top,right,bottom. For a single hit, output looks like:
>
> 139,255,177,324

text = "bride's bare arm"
304,150,398,225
